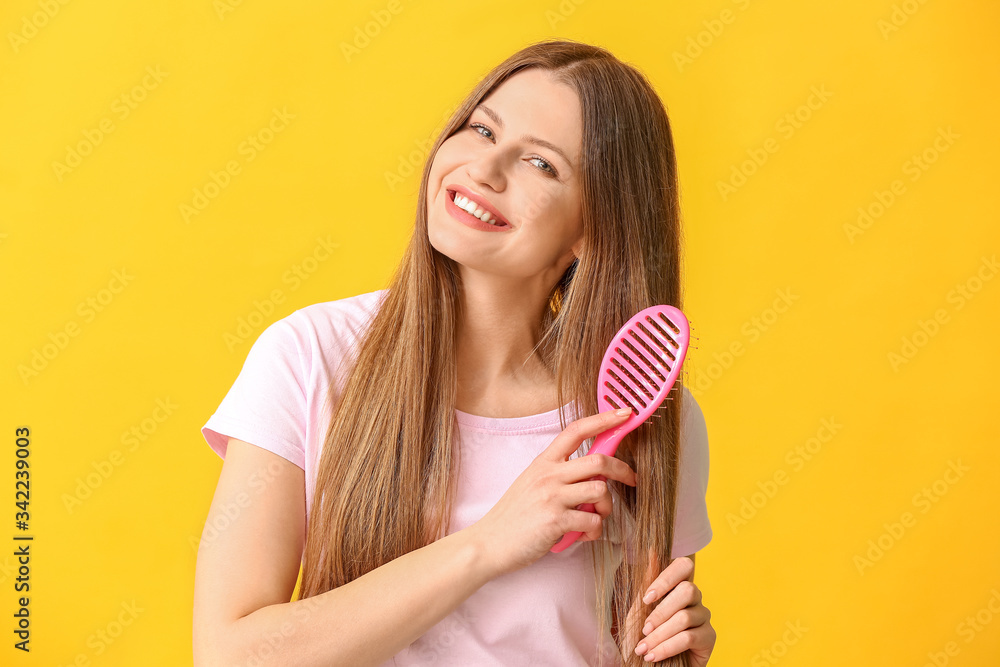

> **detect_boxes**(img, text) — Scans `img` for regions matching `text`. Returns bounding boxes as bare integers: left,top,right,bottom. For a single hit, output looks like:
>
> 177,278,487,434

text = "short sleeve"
201,318,308,470
618,387,712,562
670,388,712,557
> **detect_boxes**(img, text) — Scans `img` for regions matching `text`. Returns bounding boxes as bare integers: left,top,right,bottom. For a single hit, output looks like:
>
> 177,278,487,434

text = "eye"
469,122,495,141
467,122,559,178
528,156,557,176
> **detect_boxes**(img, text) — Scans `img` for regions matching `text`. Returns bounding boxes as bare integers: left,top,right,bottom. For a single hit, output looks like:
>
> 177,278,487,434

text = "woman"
194,39,715,666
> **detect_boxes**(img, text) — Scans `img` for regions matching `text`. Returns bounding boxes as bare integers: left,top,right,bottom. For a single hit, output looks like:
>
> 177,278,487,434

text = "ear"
570,236,584,260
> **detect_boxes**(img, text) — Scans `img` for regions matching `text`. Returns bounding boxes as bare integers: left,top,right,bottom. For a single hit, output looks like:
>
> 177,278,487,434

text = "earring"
549,289,563,315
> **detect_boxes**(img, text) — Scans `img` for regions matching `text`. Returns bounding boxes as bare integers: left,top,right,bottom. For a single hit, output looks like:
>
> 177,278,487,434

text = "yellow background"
2,0,998,665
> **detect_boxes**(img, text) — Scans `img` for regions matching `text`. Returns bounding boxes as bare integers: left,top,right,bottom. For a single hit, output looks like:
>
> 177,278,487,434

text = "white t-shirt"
201,288,712,666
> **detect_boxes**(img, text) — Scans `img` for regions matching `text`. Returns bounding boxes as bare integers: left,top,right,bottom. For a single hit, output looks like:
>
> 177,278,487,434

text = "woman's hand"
470,408,638,577
630,554,715,665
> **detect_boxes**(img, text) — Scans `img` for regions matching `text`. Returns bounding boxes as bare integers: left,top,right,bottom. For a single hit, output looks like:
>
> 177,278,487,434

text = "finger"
636,625,709,663
566,479,612,515
643,582,702,636
564,507,603,541
560,464,623,545
637,604,711,654
575,490,612,542
642,555,695,605
590,487,613,520
575,481,620,541
543,408,632,462
565,452,637,488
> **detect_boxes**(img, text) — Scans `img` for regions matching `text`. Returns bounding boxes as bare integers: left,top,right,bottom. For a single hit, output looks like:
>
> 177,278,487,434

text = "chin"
428,232,482,274
427,222,458,261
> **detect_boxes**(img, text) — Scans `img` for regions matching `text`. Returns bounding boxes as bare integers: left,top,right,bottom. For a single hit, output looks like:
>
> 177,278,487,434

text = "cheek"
522,185,574,223
534,199,580,237
431,140,464,171
509,190,551,228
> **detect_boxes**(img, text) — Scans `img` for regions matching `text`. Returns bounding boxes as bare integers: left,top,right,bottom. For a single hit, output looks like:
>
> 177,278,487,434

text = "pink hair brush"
551,305,690,553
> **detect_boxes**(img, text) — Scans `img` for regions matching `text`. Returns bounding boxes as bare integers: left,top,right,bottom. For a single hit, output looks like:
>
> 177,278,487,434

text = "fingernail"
642,589,656,604
615,408,631,417
642,622,653,635
645,652,656,661
634,642,647,655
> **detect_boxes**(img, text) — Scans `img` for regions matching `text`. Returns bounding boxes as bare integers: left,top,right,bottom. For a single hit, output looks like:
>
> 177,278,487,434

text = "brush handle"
550,425,632,553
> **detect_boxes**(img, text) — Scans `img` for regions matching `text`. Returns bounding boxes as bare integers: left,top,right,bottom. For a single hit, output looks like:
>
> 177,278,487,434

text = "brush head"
549,305,691,554
596,305,690,433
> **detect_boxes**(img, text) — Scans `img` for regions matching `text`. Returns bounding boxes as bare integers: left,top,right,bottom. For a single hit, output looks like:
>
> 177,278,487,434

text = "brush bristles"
600,308,688,417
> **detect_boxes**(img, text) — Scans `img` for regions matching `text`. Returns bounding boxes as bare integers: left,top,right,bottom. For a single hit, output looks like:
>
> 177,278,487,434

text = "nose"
465,147,508,193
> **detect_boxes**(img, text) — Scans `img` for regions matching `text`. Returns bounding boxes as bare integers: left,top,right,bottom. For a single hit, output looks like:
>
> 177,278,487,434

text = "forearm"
211,527,495,667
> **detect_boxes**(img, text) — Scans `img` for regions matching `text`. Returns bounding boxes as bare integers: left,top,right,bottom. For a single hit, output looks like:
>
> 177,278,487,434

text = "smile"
445,189,511,232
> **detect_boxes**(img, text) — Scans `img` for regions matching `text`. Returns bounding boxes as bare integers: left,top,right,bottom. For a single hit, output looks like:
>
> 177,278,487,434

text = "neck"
454,270,556,390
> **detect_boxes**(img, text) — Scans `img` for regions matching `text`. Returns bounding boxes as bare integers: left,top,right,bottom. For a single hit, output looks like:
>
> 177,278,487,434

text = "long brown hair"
299,38,688,667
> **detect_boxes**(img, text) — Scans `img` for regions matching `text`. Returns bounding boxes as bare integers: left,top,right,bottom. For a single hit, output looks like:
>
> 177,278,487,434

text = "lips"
445,184,510,227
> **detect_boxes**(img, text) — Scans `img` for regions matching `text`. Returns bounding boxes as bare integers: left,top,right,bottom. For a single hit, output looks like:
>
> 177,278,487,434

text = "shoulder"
267,289,388,352
288,288,387,331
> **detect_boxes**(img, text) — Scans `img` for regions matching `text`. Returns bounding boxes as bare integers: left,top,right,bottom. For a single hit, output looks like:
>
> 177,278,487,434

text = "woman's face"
426,67,584,285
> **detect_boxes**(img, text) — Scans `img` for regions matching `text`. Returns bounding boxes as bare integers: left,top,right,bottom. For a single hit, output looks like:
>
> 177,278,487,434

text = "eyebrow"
475,104,573,171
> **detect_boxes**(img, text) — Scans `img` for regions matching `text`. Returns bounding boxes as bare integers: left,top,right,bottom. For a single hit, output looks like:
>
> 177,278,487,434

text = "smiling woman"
194,38,714,667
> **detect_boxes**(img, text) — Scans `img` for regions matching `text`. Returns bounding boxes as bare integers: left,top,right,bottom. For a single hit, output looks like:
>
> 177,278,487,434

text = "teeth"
454,193,500,225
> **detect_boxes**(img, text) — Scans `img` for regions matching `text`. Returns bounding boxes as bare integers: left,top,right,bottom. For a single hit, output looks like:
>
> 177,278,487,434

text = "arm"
193,437,497,667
